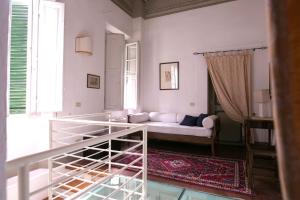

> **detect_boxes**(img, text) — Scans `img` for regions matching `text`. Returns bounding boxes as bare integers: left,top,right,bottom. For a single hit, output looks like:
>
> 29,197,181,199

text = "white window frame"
124,42,139,110
34,0,64,113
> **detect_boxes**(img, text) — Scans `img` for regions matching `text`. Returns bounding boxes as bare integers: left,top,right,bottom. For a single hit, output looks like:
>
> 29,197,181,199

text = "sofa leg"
211,143,215,156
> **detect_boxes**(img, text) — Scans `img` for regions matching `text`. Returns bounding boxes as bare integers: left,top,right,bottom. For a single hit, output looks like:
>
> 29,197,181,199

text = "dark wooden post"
267,0,300,199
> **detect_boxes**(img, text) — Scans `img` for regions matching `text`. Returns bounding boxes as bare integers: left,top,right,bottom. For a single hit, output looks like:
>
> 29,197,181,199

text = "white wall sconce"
254,89,271,117
75,35,93,55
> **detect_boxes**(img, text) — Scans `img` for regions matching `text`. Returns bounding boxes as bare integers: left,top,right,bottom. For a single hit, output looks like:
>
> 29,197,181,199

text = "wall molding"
111,0,134,17
111,0,235,19
144,0,236,19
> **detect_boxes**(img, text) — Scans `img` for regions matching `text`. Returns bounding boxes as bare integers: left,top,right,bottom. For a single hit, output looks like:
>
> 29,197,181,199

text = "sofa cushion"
144,122,212,138
180,115,198,126
128,112,149,123
149,112,177,123
148,112,159,121
196,113,209,127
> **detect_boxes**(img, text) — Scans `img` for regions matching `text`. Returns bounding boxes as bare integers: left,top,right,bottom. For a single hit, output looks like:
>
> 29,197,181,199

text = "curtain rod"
193,46,268,55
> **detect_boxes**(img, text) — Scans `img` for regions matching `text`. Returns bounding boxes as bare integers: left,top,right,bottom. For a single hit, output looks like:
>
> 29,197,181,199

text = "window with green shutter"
8,0,64,115
9,1,29,114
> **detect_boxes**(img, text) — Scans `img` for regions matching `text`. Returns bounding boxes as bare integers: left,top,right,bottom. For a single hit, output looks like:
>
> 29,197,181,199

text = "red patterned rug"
116,149,251,195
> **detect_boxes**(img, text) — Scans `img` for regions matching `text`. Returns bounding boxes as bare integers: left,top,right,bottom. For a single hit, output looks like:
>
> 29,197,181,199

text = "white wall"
7,115,51,160
130,17,143,42
0,0,9,198
141,0,268,115
252,49,273,143
60,0,132,116
252,49,270,115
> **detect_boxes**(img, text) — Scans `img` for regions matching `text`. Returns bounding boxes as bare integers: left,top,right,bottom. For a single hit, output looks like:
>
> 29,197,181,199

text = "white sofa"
128,112,219,155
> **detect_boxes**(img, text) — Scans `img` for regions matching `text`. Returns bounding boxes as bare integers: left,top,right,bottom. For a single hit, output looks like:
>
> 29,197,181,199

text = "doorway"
208,74,242,145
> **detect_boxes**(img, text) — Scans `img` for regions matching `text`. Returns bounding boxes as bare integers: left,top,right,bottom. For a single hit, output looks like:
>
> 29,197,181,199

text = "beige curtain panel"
205,51,252,123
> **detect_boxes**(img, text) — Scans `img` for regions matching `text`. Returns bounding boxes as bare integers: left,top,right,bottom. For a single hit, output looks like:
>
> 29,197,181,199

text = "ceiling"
111,0,236,19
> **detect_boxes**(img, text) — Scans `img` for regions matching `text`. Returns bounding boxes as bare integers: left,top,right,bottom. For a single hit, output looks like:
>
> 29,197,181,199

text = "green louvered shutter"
9,2,29,114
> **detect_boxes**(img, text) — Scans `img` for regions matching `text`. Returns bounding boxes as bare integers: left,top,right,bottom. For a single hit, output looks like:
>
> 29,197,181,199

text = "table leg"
268,129,272,146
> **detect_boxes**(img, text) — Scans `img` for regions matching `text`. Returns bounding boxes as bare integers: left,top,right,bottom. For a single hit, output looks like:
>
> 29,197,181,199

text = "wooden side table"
244,117,276,188
244,117,274,145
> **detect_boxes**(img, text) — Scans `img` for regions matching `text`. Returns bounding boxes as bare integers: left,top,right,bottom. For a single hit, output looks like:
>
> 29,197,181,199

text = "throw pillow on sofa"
128,112,149,123
180,115,198,126
196,113,209,127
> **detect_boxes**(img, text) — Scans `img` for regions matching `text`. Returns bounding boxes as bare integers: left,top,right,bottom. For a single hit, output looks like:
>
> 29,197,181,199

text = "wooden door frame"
267,1,300,199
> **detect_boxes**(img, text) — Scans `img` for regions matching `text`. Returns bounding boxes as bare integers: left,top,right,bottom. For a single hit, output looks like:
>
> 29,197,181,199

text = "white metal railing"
6,113,148,200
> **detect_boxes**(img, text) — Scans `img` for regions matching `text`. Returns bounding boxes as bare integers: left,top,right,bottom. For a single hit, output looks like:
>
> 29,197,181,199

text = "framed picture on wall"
159,62,179,90
87,74,100,89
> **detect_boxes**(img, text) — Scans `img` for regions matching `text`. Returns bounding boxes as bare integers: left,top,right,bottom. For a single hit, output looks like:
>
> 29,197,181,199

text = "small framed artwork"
159,62,179,90
87,74,100,89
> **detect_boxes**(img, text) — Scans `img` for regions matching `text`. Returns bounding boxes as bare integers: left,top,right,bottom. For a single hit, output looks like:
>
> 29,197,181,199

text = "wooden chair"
244,117,276,188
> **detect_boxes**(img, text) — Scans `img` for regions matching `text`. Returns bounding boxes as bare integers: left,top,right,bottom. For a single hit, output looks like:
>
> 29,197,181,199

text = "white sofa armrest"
202,115,219,129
